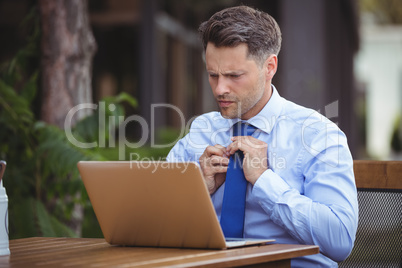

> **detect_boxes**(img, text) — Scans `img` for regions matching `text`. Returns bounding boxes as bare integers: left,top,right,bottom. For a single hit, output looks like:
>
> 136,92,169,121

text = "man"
167,6,358,267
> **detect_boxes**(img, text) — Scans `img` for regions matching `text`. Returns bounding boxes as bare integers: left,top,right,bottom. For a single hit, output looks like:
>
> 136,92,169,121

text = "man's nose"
214,77,230,96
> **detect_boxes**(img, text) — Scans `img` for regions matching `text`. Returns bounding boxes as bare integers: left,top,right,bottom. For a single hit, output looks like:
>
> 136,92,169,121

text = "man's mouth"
218,100,234,107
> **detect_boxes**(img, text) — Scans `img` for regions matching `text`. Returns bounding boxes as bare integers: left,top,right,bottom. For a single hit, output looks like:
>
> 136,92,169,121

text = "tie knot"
232,122,256,137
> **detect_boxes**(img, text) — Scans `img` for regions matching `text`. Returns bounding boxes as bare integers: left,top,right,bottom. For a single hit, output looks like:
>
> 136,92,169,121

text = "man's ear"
264,54,278,82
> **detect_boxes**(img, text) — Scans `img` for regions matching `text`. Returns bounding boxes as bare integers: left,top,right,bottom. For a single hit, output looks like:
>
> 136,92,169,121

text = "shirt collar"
226,85,284,134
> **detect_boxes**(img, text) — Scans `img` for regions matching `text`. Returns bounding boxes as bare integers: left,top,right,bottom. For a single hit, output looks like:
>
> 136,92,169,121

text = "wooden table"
0,237,319,267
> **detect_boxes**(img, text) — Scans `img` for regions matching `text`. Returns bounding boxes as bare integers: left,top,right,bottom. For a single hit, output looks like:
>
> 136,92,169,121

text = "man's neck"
240,84,273,120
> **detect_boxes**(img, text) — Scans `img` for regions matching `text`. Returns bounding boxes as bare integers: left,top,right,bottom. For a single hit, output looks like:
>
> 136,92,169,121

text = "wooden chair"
339,160,402,267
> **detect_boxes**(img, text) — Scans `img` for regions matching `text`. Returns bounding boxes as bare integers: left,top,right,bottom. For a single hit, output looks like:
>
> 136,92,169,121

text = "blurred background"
0,0,401,244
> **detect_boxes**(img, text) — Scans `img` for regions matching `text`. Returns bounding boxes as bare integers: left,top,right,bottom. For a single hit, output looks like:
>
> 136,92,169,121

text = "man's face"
205,43,270,120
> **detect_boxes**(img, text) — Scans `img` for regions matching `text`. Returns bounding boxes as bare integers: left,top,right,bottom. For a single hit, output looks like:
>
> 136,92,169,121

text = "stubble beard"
218,74,266,119
219,98,241,119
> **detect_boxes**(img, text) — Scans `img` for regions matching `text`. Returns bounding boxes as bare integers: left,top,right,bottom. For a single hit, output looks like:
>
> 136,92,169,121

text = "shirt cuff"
251,169,291,214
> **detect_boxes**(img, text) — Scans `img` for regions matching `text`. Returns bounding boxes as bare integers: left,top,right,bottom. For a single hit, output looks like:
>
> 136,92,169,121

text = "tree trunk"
39,0,96,128
38,0,97,236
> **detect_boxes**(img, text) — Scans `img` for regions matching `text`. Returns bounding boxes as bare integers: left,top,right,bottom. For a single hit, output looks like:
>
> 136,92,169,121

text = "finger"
245,136,267,149
231,136,266,152
210,155,229,166
214,144,226,150
226,141,239,155
228,139,250,155
232,136,258,146
200,146,228,170
211,165,228,174
214,144,230,157
205,144,227,157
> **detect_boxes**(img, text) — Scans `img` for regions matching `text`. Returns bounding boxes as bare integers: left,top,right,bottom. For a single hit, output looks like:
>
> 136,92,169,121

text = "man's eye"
230,74,241,78
209,74,218,78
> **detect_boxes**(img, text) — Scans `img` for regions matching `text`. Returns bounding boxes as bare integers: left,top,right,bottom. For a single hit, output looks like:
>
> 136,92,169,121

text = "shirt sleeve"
166,137,191,162
251,126,358,262
166,113,221,163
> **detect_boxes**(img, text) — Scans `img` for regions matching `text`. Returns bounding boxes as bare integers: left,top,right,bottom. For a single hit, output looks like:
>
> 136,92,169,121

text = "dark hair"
198,6,282,65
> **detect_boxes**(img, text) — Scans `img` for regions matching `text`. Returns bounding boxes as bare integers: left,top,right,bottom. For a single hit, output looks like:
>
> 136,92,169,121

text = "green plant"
1,7,183,239
0,25,90,237
1,59,147,238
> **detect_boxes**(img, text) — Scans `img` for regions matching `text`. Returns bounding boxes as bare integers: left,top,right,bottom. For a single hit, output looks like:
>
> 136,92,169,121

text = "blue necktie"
220,122,256,238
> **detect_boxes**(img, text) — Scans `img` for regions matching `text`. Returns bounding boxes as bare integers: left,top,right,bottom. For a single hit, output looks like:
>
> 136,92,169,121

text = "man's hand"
226,136,268,185
199,145,229,194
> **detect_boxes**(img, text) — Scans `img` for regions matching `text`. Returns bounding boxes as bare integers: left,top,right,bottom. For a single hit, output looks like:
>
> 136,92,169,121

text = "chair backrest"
339,160,402,267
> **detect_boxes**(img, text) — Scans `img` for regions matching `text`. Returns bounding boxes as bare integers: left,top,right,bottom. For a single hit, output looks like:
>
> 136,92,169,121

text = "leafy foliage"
0,26,91,237
1,6,182,240
1,70,145,238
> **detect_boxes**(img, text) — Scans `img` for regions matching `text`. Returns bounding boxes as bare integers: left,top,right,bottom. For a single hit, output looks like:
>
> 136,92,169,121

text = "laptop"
77,161,274,249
